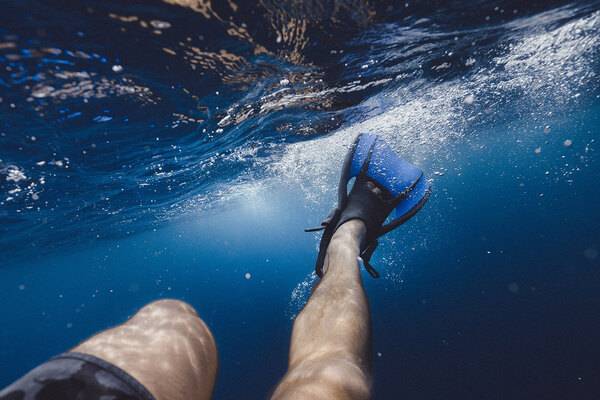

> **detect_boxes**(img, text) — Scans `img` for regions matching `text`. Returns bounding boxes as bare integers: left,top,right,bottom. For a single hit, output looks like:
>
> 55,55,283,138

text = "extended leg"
272,220,371,400
72,299,218,400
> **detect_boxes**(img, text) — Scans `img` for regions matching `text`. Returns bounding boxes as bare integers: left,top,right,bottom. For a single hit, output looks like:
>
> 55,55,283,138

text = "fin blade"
349,133,430,234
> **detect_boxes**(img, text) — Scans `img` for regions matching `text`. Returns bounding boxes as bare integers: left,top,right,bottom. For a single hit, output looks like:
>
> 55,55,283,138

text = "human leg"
272,134,430,399
72,299,218,400
271,220,371,400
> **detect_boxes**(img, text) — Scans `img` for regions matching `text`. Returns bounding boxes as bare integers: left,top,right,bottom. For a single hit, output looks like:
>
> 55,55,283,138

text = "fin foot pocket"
306,133,431,278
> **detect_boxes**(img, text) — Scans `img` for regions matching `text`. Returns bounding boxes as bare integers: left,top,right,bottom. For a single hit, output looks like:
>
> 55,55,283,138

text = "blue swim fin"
306,133,431,278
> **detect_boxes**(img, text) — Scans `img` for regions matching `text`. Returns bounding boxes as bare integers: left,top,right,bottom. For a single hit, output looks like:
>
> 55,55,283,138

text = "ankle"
329,219,366,252
319,220,366,277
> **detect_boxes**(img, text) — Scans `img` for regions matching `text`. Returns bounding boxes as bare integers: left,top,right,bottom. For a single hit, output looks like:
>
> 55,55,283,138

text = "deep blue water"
1,0,600,398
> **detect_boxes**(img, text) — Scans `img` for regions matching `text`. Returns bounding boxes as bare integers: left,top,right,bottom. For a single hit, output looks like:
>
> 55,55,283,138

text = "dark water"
1,0,600,398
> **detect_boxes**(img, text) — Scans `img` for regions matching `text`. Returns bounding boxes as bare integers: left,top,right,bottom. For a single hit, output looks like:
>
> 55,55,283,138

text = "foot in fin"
306,133,431,278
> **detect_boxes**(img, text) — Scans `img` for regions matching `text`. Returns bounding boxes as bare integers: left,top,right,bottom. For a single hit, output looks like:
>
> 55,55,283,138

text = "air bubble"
150,20,171,29
584,248,598,260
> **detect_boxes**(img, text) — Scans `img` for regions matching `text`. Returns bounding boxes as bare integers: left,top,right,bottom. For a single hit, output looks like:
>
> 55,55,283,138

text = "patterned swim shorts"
0,352,155,400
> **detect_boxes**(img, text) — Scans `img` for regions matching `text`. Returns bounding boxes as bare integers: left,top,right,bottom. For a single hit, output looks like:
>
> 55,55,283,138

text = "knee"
274,357,371,400
141,298,199,318
134,299,215,344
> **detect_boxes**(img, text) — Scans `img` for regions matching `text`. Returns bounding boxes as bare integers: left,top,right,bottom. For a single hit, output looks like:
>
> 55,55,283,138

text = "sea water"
1,1,599,398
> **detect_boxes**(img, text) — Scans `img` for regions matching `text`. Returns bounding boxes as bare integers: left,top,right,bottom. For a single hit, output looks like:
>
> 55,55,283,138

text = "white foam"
493,10,599,99
264,9,599,203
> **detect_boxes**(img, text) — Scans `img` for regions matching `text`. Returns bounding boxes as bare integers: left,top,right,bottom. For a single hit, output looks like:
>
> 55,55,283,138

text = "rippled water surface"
1,0,600,398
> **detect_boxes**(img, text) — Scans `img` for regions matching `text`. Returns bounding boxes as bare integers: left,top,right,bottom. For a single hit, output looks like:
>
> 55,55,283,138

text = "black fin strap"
304,208,339,232
307,212,383,279
360,239,380,278
309,208,342,278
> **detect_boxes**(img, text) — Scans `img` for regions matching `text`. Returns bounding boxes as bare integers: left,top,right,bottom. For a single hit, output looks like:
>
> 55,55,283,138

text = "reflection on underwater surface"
1,0,600,398
1,0,598,258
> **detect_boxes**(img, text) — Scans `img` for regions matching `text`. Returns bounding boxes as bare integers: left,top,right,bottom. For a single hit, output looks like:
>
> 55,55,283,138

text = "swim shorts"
0,352,156,400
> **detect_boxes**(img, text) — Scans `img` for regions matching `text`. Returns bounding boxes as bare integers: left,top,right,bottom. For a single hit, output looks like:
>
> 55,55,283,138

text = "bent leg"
272,220,371,400
72,299,218,400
